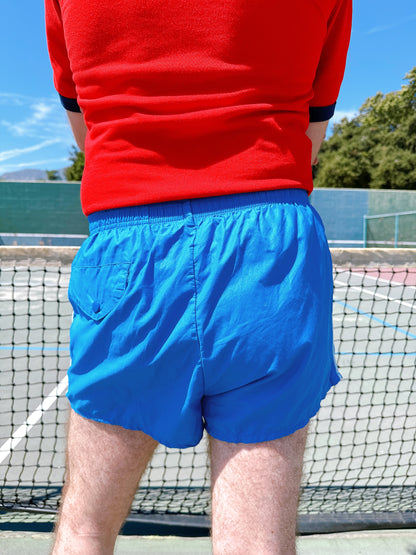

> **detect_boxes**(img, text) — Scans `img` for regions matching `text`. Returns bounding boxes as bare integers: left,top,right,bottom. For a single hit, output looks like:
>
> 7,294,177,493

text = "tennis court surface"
1,246,415,540
0,528,416,554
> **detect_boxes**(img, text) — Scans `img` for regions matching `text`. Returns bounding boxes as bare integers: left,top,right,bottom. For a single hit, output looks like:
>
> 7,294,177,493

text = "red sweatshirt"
45,0,352,216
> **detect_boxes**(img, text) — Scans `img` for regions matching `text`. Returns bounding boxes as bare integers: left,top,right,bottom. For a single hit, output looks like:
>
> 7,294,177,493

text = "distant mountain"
0,168,67,181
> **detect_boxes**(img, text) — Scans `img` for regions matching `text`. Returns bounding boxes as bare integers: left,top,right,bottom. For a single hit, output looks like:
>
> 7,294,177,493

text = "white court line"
349,270,416,291
334,280,416,311
0,375,68,464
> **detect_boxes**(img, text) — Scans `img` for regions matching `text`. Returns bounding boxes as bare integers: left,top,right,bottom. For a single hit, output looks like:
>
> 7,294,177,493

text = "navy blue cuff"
309,102,336,122
59,94,81,113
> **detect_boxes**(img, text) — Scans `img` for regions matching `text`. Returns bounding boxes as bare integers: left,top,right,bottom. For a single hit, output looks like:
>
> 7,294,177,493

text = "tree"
46,170,60,180
314,67,416,190
65,146,85,181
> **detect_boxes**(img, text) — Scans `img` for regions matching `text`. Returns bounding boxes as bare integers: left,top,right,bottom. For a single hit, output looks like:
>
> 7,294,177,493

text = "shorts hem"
205,415,311,444
205,374,341,444
68,401,202,450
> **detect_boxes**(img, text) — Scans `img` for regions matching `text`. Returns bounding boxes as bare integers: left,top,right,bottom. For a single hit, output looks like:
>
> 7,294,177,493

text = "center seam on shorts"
189,215,207,393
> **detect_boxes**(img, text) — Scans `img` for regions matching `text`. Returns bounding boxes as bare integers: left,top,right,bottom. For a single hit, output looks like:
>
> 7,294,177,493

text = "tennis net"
1,247,415,532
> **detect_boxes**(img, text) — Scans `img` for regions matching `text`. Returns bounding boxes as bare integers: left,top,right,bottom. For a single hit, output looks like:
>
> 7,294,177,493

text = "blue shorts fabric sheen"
67,189,340,448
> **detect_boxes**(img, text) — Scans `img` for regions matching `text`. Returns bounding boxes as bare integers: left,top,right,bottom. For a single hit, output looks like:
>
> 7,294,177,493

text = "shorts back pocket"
68,262,131,321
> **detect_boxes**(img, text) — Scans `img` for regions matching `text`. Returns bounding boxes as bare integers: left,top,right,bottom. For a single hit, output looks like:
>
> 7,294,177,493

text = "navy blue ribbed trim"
59,94,81,113
309,103,336,122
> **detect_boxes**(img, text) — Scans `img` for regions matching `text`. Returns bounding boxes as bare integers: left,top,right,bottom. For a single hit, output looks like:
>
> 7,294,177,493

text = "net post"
362,215,368,247
395,214,399,248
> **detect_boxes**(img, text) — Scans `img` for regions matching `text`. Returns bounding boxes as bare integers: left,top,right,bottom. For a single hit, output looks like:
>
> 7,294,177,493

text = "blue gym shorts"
67,188,340,448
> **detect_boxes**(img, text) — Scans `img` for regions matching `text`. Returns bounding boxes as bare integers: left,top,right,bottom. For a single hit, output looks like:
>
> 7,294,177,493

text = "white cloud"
331,109,358,124
0,92,73,144
0,157,68,173
2,101,58,137
0,92,74,173
366,13,416,35
0,139,60,163
0,92,27,106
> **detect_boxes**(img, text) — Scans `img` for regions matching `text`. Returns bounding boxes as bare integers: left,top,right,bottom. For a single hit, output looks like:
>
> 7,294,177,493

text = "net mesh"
1,247,415,527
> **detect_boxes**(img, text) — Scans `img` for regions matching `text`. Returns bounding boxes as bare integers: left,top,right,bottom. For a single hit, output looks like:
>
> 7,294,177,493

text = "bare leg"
52,409,158,555
209,425,308,555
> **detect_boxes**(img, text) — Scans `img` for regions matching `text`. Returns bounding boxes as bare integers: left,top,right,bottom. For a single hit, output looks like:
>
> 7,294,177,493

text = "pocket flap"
68,262,131,321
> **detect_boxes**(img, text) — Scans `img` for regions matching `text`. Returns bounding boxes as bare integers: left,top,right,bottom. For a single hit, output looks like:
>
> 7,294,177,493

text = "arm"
306,0,352,165
306,120,329,165
45,0,86,152
67,111,88,153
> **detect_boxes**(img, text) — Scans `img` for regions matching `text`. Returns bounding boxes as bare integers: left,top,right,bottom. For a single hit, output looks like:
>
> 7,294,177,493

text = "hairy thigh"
63,410,157,527
209,426,308,554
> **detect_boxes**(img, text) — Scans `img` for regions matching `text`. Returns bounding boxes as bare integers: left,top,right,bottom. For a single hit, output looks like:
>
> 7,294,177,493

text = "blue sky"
1,1,415,175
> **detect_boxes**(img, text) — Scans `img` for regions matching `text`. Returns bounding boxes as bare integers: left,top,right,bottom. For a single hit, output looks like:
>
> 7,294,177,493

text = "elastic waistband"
88,188,310,232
